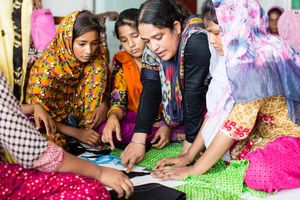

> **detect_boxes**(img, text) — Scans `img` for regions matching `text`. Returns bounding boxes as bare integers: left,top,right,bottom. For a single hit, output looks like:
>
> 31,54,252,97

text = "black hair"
201,0,218,24
137,0,189,29
267,8,283,17
114,8,139,39
73,10,101,41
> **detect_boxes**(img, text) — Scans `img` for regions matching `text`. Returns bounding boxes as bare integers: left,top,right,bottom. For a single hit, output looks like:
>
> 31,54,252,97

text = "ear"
173,21,181,35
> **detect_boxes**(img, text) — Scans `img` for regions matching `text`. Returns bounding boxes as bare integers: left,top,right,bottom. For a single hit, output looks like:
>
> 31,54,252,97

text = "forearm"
134,79,162,134
21,104,35,114
56,122,80,138
183,33,210,142
107,109,124,121
58,150,100,181
185,117,208,161
193,131,235,175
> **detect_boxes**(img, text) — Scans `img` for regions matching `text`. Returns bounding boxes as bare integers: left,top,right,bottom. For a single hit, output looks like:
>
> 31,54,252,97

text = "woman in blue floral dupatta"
152,0,300,193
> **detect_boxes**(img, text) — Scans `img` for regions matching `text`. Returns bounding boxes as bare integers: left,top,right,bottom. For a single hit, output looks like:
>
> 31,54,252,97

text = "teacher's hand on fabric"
97,166,134,199
151,125,171,149
102,114,121,150
90,103,108,129
154,154,192,170
121,133,147,172
33,104,56,135
151,166,196,180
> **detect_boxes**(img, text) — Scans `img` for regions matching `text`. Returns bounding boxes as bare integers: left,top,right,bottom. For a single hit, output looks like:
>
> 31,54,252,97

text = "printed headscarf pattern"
0,73,47,167
143,16,207,127
26,11,108,128
212,0,300,124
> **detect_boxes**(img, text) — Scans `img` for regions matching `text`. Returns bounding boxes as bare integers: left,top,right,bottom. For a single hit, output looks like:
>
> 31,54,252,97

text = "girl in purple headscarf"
152,0,300,193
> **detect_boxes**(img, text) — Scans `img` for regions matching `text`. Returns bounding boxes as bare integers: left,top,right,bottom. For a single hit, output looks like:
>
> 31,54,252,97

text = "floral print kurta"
221,96,300,160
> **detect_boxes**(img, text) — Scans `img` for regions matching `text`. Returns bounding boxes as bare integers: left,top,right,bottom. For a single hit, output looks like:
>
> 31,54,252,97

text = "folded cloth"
110,183,186,200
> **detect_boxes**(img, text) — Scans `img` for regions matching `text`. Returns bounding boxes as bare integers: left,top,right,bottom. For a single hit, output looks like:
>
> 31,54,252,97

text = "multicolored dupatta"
142,16,207,127
212,0,300,124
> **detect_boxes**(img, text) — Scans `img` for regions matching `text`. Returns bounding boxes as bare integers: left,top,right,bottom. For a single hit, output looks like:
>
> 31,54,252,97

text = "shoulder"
113,50,133,65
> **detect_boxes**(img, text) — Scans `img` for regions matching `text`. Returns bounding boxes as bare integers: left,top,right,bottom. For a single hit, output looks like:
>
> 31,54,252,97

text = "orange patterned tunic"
26,11,109,145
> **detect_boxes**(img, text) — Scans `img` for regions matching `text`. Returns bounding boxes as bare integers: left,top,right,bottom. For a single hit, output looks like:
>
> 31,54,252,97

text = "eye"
119,37,127,43
132,33,139,38
154,35,162,40
92,41,98,46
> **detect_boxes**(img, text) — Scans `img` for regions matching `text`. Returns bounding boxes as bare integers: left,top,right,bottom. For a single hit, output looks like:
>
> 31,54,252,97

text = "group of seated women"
1,0,300,199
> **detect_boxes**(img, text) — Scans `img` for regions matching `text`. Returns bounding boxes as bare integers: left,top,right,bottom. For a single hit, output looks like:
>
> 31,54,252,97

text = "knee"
244,159,279,193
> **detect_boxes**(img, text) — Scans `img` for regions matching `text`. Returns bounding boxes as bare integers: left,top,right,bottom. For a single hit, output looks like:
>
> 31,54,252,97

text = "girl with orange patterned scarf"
98,9,184,150
26,11,109,147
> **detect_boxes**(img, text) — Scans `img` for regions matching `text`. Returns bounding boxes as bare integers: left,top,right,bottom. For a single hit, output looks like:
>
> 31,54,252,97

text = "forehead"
138,23,170,37
269,12,280,19
74,30,98,41
118,25,138,36
204,20,219,31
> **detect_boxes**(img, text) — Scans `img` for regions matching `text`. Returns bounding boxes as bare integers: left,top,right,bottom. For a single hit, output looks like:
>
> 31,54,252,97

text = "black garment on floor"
110,183,186,200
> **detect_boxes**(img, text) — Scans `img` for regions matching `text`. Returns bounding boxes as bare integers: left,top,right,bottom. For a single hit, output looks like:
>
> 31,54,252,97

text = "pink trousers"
244,136,300,192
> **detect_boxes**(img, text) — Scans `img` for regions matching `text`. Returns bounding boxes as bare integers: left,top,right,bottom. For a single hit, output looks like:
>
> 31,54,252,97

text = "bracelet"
131,140,146,146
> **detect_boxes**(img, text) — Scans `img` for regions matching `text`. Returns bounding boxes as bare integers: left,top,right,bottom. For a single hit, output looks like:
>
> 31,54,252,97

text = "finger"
120,151,129,165
121,180,133,199
127,157,137,173
124,178,134,196
103,129,114,149
90,119,97,129
160,170,181,180
154,158,174,169
152,137,165,148
115,124,121,141
92,115,101,129
50,120,56,134
154,159,166,169
88,136,99,146
34,115,41,130
114,186,124,199
109,138,115,150
44,120,51,135
90,133,100,142
150,133,159,144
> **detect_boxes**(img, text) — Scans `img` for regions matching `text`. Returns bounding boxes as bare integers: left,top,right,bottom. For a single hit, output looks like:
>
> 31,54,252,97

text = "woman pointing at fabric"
121,0,211,172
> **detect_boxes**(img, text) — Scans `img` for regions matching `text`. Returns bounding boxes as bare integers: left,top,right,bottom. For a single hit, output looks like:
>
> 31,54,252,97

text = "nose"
85,44,92,55
128,38,136,48
149,41,159,53
209,35,216,45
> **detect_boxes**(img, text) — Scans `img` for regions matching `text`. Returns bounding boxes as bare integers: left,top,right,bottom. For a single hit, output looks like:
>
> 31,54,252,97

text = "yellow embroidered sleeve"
221,98,264,140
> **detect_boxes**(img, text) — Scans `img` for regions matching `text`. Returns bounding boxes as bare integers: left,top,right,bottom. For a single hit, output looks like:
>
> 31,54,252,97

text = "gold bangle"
131,140,145,146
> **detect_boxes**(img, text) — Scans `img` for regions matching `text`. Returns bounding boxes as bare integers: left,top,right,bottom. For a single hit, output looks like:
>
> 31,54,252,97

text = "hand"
102,115,121,150
97,166,134,199
151,166,197,180
90,103,108,129
154,154,192,169
151,125,171,149
76,129,100,147
33,104,56,135
121,133,147,172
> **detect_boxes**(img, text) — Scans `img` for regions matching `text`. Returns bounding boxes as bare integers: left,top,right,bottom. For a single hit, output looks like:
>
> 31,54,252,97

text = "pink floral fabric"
0,163,110,199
